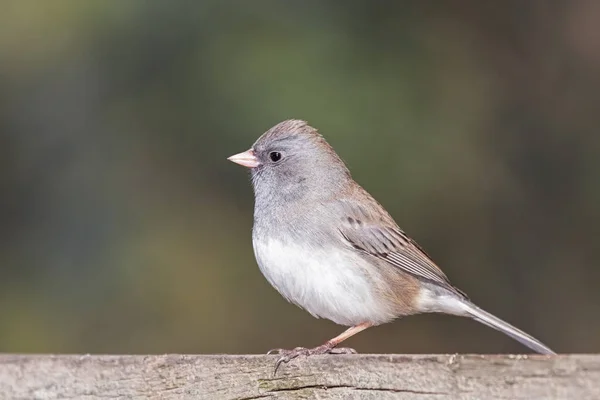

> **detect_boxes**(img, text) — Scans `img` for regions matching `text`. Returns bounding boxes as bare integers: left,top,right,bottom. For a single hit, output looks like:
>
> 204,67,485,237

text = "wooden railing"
1,354,598,399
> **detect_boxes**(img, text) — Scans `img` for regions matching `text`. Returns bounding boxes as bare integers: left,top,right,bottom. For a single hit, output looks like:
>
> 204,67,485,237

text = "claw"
272,347,308,376
273,355,287,376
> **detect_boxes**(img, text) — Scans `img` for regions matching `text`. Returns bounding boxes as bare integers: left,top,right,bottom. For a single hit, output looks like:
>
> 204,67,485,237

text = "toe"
331,347,357,354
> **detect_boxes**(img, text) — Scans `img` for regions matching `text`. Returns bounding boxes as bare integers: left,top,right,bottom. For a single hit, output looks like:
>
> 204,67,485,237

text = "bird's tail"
460,301,556,355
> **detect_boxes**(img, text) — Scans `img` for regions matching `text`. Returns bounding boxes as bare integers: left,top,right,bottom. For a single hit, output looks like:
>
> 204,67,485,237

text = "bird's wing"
335,195,455,290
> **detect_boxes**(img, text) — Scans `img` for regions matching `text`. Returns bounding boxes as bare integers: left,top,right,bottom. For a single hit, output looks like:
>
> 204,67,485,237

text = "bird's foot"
267,344,357,375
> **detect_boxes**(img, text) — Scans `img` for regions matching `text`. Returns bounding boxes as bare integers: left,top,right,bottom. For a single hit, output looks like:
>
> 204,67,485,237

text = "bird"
228,119,555,373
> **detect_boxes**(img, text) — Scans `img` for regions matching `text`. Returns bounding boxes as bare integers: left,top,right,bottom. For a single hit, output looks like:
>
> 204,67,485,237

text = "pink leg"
268,322,372,375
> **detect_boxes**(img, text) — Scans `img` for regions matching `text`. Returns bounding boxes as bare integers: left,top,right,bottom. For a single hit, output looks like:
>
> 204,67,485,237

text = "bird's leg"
268,322,372,375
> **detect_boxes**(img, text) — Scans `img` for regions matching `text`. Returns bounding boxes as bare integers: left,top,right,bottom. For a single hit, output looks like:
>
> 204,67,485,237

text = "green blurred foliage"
0,1,599,355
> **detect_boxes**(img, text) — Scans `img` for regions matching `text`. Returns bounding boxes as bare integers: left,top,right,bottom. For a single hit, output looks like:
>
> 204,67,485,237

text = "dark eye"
269,152,282,162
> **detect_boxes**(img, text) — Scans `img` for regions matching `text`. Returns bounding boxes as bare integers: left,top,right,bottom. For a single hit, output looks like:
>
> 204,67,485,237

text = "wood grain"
0,354,598,399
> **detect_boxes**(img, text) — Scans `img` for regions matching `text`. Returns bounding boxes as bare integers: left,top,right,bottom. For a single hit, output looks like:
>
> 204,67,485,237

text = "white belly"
252,237,391,326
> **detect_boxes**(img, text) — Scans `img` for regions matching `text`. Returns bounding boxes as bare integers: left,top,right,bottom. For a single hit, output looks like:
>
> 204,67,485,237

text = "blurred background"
1,1,599,356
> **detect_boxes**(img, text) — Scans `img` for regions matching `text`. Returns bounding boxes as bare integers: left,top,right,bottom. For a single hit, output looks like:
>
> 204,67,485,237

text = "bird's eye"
269,152,282,162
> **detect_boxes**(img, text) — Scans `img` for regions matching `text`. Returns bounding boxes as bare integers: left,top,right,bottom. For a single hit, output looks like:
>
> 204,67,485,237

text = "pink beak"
228,149,260,168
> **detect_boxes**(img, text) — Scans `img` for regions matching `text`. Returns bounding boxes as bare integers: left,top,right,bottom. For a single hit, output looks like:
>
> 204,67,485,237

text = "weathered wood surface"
0,354,598,400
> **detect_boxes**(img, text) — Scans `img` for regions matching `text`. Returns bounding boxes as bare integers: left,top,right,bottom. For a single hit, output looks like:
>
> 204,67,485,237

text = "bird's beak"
228,149,260,168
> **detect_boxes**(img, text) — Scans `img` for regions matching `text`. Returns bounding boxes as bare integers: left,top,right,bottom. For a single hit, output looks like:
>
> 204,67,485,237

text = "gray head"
228,120,352,205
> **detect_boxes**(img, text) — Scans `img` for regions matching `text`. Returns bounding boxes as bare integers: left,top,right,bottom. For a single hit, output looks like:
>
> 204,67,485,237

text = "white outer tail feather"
415,289,555,355
460,301,555,355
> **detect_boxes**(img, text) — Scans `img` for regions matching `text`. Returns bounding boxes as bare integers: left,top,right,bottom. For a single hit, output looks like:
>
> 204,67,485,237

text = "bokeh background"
1,1,599,356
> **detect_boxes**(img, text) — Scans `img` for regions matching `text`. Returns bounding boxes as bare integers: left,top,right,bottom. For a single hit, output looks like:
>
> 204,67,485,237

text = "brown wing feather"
340,223,451,287
335,187,464,295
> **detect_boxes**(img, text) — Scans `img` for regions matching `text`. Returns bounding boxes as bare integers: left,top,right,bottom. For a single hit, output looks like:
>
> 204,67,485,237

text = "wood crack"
264,383,449,396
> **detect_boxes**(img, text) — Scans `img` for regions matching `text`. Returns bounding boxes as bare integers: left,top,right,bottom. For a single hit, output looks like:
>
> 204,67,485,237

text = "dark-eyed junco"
228,119,555,372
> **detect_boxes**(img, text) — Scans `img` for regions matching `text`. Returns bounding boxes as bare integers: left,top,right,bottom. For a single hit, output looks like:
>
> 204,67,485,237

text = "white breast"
252,237,393,326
